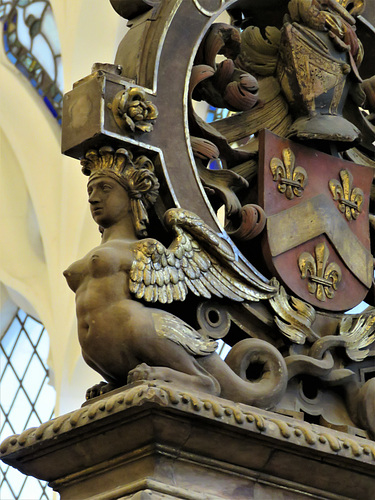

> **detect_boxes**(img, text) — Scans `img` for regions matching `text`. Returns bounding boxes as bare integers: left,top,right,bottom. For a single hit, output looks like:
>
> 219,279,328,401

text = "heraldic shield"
259,130,373,312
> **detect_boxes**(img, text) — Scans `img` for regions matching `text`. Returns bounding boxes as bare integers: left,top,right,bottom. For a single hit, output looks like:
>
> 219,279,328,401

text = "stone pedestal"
1,382,374,499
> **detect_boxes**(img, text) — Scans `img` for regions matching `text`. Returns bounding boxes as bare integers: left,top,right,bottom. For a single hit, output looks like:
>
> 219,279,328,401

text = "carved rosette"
270,147,308,200
111,87,158,133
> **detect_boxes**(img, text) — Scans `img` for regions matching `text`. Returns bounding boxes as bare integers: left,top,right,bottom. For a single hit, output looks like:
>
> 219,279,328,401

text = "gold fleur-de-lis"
329,169,364,221
298,242,342,302
270,148,308,200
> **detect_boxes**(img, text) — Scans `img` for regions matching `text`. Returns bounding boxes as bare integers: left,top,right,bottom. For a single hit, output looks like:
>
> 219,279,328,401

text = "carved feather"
152,311,218,356
129,208,277,304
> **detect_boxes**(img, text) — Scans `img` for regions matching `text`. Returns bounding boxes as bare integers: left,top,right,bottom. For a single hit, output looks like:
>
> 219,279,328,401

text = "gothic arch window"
0,309,55,499
0,0,63,123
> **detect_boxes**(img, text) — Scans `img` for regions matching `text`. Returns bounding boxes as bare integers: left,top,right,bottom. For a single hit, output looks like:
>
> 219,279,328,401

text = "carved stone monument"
1,0,375,498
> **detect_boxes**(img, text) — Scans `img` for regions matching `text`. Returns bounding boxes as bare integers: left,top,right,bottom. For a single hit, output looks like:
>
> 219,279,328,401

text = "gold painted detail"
270,148,307,199
339,314,375,362
299,243,342,301
111,87,158,133
329,169,364,221
268,279,318,344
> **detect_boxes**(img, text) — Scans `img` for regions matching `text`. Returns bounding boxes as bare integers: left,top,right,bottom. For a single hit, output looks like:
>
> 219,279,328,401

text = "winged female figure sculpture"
63,146,287,408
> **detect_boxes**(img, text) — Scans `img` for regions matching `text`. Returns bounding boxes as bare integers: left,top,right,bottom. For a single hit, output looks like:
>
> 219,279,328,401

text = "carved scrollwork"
298,243,342,301
270,147,308,200
329,169,364,221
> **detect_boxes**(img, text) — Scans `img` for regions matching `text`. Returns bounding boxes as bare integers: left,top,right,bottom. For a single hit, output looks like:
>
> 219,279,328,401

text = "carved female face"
87,175,130,228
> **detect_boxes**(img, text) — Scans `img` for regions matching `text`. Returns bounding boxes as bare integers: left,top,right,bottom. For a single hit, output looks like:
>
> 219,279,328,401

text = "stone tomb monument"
1,0,375,498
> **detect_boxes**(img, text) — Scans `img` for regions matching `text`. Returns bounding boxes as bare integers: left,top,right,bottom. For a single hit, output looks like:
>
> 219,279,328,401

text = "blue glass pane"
19,474,44,499
43,96,58,117
23,355,46,402
10,330,33,379
31,33,55,79
25,411,42,429
15,5,32,50
17,310,27,322
41,8,60,54
24,1,47,20
3,466,26,497
0,348,7,372
1,317,21,356
8,389,32,431
0,480,15,500
7,51,17,64
24,317,43,345
35,379,55,421
36,329,49,361
0,366,19,413
0,421,14,444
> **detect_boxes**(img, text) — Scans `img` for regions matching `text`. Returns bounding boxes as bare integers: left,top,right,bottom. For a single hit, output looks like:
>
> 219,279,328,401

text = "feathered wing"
129,208,277,304
152,311,218,356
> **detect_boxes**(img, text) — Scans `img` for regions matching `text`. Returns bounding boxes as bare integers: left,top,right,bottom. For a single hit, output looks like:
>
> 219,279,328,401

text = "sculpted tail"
199,339,288,410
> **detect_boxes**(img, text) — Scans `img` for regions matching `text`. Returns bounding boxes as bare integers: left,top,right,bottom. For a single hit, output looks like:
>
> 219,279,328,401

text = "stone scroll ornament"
59,0,375,439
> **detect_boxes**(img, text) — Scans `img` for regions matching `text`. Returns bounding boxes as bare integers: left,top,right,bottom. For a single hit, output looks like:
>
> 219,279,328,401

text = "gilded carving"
298,242,342,301
111,87,158,133
339,314,375,362
55,0,375,445
329,169,364,220
270,147,308,199
268,281,318,344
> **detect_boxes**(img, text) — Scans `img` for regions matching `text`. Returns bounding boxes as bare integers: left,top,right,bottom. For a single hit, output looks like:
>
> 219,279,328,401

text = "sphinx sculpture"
63,146,287,408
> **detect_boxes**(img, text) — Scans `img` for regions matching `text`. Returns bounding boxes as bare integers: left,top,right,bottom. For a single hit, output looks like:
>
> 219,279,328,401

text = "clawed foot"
127,363,173,384
85,381,118,400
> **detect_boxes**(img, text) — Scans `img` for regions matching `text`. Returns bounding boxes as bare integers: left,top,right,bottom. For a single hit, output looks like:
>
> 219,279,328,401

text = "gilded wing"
152,311,218,356
129,208,277,304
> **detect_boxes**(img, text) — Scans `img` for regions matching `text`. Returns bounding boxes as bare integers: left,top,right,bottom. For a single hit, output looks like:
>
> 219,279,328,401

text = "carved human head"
81,146,160,237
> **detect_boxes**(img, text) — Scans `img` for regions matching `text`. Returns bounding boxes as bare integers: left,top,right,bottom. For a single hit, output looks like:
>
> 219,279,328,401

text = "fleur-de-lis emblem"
270,148,308,200
329,169,364,221
298,242,342,302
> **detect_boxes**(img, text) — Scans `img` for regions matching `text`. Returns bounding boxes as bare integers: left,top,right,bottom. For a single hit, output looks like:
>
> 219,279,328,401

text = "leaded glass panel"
0,310,54,500
0,0,63,123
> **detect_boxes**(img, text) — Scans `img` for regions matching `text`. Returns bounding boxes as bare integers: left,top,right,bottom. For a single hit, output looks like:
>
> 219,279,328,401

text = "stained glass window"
0,309,55,500
0,0,63,123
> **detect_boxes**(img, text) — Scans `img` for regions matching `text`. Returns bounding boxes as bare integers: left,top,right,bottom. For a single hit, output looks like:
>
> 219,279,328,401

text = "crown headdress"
81,146,133,188
80,146,160,237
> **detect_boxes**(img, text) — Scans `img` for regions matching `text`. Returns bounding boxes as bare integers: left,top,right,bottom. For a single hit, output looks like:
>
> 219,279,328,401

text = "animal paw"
85,381,118,400
128,363,173,384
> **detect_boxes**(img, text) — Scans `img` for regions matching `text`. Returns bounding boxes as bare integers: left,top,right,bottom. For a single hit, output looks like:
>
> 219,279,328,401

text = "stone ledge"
1,382,374,499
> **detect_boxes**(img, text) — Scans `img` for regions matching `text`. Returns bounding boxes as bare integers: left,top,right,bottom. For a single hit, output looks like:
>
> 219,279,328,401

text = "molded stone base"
1,382,374,499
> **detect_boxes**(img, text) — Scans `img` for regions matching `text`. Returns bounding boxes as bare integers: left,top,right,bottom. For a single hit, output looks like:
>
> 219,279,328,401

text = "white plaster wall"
0,0,127,414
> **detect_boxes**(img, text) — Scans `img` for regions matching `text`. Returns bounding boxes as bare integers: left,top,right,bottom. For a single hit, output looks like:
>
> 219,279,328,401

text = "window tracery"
0,309,54,499
0,0,63,123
